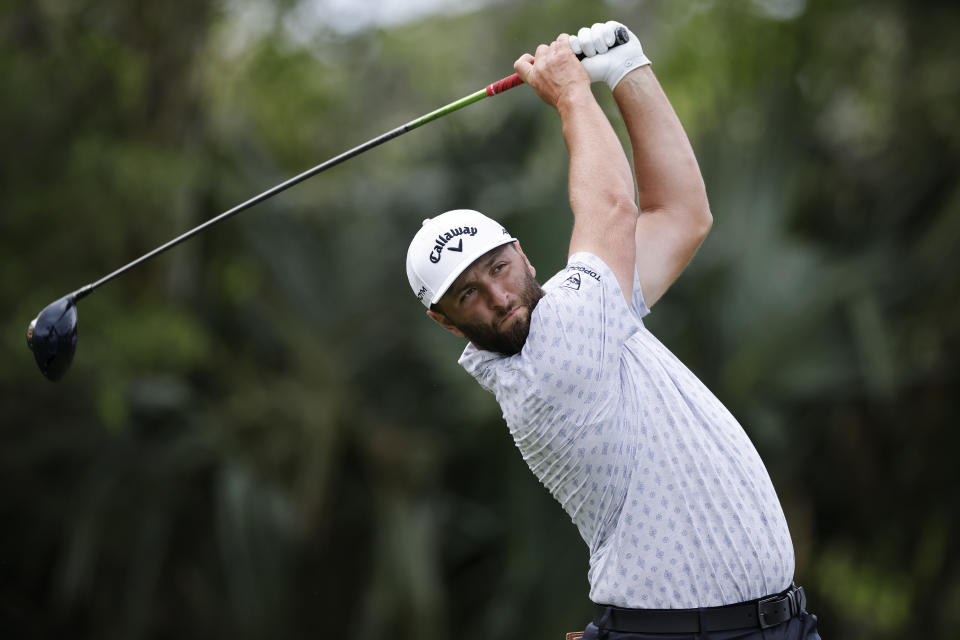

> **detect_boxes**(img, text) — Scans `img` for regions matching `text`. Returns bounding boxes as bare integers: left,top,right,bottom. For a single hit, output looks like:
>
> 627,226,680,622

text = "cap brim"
429,237,518,306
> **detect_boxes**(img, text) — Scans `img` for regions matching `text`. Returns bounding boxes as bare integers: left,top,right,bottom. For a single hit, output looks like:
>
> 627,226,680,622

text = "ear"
513,241,536,278
427,309,465,338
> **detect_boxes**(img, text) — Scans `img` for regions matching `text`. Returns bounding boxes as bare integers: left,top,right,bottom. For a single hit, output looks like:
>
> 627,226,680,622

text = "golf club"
26,27,629,381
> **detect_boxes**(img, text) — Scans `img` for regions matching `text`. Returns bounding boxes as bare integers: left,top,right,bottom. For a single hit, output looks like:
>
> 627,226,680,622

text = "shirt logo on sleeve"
561,272,582,290
568,264,601,282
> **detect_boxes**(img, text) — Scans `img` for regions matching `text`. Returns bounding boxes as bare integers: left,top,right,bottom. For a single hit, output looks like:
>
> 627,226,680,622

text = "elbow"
614,196,640,222
678,204,712,251
684,182,712,242
570,191,638,228
609,197,640,235
697,206,713,241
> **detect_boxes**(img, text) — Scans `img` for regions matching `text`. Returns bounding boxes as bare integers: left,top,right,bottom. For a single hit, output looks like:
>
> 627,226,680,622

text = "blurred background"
2,0,959,638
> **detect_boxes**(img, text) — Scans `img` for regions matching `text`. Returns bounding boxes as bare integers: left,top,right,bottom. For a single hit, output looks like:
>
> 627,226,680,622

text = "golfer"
406,21,821,640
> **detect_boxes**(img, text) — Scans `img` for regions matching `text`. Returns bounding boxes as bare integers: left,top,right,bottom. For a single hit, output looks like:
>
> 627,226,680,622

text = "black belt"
593,584,807,634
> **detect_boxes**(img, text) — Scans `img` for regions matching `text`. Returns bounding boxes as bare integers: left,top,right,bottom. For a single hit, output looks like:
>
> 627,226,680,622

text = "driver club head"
26,294,79,382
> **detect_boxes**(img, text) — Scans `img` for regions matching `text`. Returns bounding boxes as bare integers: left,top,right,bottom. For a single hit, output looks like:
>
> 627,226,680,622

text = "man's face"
428,243,544,356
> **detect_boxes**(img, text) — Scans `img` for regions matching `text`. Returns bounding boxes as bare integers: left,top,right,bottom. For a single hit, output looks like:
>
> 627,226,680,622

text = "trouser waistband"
593,583,807,634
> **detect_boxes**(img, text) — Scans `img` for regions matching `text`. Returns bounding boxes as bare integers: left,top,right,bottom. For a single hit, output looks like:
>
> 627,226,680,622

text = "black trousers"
581,610,822,640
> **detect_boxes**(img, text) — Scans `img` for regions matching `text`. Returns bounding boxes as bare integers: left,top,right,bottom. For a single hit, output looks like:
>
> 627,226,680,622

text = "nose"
486,282,512,310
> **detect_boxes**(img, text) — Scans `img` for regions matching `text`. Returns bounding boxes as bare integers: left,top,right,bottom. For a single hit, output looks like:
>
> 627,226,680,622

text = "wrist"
555,83,595,114
611,64,655,101
607,54,652,91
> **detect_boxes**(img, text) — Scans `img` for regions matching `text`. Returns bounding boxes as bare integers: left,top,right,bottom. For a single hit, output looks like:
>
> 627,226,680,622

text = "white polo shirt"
459,252,794,609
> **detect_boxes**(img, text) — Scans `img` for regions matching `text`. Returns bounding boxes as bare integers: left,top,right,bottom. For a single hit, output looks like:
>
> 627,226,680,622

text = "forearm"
558,86,637,229
613,67,711,222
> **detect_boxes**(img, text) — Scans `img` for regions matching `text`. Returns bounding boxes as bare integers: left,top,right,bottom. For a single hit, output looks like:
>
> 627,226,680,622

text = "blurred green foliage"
2,0,959,638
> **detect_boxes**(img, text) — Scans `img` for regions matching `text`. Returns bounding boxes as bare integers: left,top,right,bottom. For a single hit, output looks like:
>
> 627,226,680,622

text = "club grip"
575,25,630,60
485,73,524,96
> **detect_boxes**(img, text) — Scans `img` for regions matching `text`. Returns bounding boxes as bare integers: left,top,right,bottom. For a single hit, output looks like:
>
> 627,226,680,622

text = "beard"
455,270,545,356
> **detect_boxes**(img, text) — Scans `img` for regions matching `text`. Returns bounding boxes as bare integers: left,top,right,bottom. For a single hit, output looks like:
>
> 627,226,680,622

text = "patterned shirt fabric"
459,252,794,609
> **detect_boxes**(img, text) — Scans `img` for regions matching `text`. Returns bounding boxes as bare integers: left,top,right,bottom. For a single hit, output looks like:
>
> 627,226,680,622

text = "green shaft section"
404,88,489,131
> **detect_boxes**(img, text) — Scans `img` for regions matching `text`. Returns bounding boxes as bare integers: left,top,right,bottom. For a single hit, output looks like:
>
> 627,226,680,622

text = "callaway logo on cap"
406,209,517,308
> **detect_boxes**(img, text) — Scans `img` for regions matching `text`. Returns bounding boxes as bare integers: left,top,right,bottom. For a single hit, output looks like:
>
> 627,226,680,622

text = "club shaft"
66,29,633,302
72,85,499,302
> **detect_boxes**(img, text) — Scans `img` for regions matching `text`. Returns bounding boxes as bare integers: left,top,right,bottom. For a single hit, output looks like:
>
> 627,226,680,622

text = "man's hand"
513,35,592,109
569,21,650,91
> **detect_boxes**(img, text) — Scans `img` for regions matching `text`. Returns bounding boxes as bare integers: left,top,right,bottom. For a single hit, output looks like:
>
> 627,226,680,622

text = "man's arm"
572,21,712,308
614,66,712,308
514,36,638,302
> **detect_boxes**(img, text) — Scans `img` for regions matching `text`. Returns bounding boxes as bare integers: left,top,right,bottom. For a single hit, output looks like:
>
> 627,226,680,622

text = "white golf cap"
406,209,517,308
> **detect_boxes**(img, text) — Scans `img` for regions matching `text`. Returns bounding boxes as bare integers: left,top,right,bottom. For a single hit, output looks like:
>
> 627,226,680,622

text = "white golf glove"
569,21,650,91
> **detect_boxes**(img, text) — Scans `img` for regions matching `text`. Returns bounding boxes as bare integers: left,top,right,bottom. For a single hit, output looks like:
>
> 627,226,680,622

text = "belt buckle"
756,593,790,630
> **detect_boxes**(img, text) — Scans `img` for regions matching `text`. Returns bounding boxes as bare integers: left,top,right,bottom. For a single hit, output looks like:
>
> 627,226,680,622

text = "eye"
493,262,508,274
459,287,476,304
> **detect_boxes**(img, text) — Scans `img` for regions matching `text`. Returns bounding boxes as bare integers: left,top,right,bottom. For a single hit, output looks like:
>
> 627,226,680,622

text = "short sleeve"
632,268,651,321
522,252,643,386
